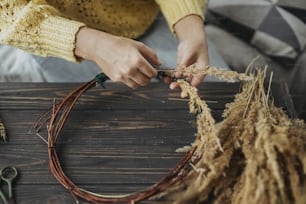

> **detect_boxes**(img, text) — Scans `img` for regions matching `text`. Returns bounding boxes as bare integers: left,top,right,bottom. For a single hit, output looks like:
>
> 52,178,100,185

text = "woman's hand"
75,27,160,89
169,15,209,96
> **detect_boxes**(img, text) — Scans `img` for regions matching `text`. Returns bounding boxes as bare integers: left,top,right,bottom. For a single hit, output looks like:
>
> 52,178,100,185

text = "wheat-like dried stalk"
160,68,306,204
0,120,6,142
159,65,253,82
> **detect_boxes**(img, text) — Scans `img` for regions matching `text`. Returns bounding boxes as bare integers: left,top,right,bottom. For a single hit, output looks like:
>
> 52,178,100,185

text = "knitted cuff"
158,0,206,33
39,16,86,62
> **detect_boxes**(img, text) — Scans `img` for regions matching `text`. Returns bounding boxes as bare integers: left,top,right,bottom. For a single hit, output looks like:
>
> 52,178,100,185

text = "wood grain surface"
0,81,296,204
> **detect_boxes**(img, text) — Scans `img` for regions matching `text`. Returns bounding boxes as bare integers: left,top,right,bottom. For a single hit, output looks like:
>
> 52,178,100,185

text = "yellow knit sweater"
0,0,206,62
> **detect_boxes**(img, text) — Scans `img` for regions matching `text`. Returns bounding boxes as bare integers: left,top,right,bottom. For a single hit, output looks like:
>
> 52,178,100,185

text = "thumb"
191,59,209,86
177,43,187,66
191,73,205,87
138,43,162,66
177,42,195,66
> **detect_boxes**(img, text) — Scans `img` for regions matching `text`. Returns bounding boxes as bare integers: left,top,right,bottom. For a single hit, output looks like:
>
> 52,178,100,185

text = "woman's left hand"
165,15,209,97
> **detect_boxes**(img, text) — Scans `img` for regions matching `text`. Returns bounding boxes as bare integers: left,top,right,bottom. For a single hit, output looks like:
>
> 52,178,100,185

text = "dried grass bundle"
157,68,306,204
0,119,6,142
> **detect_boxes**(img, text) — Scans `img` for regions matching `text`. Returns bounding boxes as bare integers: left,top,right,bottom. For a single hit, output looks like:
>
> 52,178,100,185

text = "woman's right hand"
75,27,160,89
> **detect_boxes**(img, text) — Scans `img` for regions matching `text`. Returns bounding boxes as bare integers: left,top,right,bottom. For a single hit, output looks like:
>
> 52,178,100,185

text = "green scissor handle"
0,167,18,203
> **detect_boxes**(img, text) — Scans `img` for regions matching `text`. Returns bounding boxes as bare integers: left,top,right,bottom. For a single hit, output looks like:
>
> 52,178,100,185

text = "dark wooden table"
0,81,296,204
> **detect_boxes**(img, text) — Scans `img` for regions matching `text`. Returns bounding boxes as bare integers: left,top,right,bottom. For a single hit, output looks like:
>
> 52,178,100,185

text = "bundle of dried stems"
33,65,306,204
0,119,6,142
161,68,306,204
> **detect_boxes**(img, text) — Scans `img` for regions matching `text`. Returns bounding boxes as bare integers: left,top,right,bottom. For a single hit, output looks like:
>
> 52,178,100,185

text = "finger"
177,43,187,66
174,67,194,81
177,47,196,67
138,42,162,66
132,70,151,86
159,76,172,84
191,74,205,87
122,65,150,87
124,77,140,89
169,81,180,90
180,90,188,98
174,70,184,79
190,58,209,86
169,82,188,98
137,55,158,79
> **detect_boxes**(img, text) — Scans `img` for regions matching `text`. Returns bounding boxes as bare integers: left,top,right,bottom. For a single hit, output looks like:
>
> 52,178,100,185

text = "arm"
1,0,160,88
155,0,208,96
0,0,85,62
172,14,208,90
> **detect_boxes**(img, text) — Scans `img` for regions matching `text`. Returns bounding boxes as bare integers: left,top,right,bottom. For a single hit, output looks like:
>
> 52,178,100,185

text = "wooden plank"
1,144,185,184
0,82,294,114
1,109,205,145
1,107,195,186
14,185,80,204
0,82,234,110
0,81,297,204
13,184,172,204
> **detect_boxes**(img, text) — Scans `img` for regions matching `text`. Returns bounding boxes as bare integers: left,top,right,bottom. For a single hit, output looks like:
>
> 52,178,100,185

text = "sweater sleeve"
0,0,85,62
155,0,207,33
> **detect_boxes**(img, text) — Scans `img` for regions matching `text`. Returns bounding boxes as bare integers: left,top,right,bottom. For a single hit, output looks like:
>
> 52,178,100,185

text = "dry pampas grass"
154,66,306,204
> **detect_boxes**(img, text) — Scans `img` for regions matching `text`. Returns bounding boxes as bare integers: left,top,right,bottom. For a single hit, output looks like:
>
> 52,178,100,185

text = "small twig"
167,98,189,102
36,132,48,145
266,72,273,108
167,98,218,104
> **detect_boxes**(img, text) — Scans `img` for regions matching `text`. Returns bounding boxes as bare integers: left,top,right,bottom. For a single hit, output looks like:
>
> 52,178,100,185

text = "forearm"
75,27,115,61
0,0,85,62
0,0,57,49
174,14,205,42
155,0,206,33
75,27,101,60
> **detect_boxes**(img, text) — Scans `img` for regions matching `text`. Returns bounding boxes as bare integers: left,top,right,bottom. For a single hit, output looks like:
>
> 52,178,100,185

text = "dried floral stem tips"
0,119,6,142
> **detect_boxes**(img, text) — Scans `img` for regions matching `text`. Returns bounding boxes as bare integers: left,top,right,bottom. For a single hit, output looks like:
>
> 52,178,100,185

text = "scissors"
0,167,17,204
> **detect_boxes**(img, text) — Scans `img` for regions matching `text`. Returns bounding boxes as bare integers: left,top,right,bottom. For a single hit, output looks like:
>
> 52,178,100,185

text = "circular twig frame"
38,73,201,203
